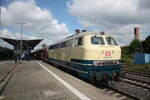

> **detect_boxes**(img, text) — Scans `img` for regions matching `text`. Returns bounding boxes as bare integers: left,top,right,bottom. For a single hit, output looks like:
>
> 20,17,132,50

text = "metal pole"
0,0,2,26
20,24,23,63
18,22,26,64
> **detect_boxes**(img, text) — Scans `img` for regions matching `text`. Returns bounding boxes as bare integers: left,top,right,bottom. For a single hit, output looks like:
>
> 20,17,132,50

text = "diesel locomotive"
46,30,122,84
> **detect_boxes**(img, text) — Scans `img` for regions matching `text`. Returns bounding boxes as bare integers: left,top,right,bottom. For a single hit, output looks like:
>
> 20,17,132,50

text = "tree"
128,40,141,53
142,36,150,53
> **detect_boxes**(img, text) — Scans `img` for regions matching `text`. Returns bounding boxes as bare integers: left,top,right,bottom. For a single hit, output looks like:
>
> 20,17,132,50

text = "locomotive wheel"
115,73,120,81
90,76,99,86
99,78,109,86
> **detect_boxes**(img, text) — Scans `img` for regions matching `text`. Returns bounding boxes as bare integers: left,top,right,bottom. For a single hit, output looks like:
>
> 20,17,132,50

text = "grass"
121,56,150,74
122,63,150,74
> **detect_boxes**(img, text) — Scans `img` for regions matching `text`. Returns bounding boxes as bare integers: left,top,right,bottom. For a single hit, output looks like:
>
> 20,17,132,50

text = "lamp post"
0,0,2,26
18,22,26,64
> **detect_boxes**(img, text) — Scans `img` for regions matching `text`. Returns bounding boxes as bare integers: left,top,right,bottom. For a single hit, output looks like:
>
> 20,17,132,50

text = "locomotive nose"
100,47,121,60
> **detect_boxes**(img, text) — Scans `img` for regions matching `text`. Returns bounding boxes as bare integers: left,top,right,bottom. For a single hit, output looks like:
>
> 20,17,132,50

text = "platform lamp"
18,22,26,64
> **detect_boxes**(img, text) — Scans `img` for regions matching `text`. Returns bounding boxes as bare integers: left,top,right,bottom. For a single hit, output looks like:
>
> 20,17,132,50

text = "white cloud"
0,29,15,48
68,0,141,26
67,0,150,46
0,29,39,40
0,29,15,39
1,0,69,42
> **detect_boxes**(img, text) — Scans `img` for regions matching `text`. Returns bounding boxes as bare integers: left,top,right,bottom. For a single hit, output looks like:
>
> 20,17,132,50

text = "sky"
0,0,150,49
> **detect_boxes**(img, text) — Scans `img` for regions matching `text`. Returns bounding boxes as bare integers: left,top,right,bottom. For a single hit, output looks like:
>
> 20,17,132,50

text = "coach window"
49,46,51,50
78,37,83,46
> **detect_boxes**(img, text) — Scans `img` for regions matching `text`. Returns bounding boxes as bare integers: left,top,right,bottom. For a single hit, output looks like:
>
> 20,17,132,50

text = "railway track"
106,84,140,100
105,70,150,100
106,75,150,100
123,70,150,78
121,77,150,90
122,70,150,85
107,79,150,100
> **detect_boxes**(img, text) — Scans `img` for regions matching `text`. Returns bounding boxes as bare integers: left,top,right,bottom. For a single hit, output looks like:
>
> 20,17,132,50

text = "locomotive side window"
106,36,118,45
74,38,78,46
66,39,74,47
91,36,105,45
60,41,67,48
74,37,83,46
78,37,83,46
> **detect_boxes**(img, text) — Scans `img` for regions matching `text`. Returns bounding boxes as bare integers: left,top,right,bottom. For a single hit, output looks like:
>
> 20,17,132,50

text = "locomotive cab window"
106,36,118,45
91,36,105,45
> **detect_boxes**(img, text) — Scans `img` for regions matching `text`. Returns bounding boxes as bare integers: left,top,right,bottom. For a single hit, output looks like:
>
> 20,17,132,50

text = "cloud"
68,0,142,26
67,0,150,45
0,29,15,39
138,0,150,9
0,29,39,40
0,29,15,48
1,0,69,41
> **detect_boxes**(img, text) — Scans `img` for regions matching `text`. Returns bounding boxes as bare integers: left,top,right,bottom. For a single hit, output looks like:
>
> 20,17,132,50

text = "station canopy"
0,37,43,50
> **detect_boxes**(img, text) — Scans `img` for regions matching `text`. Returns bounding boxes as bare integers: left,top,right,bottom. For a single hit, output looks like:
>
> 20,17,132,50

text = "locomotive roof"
50,31,113,46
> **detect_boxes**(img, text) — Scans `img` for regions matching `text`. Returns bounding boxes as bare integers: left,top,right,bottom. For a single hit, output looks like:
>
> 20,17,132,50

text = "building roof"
0,37,43,50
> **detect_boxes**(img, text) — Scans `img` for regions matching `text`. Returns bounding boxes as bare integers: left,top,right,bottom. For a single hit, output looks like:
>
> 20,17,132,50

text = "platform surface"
0,60,123,100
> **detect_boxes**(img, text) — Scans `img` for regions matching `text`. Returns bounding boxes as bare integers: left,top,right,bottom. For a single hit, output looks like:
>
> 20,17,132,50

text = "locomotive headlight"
93,61,102,66
93,61,98,66
116,61,120,64
113,61,119,64
116,61,119,64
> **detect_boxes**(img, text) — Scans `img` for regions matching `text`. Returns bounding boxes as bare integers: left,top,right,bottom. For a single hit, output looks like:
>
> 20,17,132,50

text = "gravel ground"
110,80,150,100
124,73,150,84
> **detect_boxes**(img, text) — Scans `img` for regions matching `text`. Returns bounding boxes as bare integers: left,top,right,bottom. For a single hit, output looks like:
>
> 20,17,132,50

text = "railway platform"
0,60,124,100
